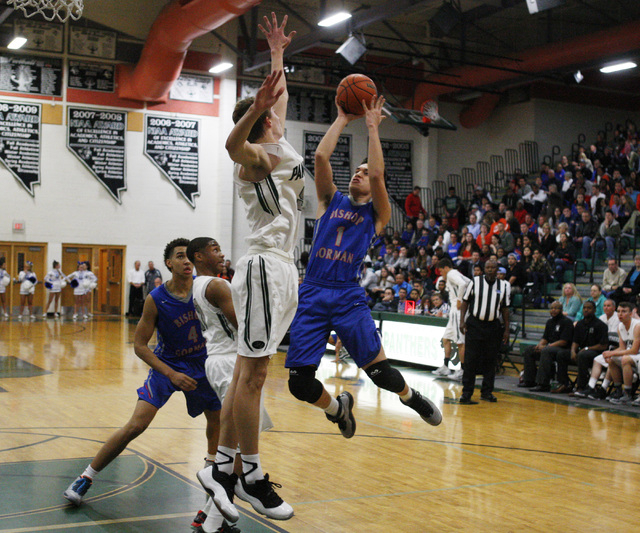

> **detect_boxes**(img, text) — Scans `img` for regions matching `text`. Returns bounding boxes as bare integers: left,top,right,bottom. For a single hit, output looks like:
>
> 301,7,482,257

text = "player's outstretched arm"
315,99,360,215
259,12,295,127
134,295,197,391
225,70,284,179
205,278,238,330
364,95,390,233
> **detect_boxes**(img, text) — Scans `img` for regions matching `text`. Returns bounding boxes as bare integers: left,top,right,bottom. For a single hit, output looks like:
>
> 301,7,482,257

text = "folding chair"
498,323,521,373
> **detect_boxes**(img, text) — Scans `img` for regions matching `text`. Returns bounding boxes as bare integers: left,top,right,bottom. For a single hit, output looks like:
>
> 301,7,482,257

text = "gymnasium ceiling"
3,0,640,113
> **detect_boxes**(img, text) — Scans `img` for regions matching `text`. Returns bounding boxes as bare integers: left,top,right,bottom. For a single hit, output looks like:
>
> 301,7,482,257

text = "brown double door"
0,241,47,313
61,244,125,315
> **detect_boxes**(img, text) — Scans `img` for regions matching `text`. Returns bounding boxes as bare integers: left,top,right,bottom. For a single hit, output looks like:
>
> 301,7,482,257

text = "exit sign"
12,220,25,232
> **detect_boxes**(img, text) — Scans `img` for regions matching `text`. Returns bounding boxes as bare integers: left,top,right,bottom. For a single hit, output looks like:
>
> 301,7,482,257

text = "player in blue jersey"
285,96,442,437
63,238,222,507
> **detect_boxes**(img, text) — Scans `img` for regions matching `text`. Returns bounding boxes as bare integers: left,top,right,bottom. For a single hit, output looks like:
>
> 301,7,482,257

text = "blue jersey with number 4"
150,284,207,365
305,191,376,283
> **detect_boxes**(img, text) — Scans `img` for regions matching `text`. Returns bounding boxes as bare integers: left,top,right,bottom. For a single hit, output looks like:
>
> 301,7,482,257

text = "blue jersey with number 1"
150,284,207,366
305,191,376,283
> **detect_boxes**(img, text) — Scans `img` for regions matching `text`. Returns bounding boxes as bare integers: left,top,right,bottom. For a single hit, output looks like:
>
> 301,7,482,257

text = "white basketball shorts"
442,307,464,344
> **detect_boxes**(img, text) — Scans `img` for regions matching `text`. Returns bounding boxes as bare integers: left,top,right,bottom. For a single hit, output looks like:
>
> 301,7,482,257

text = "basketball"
336,74,377,115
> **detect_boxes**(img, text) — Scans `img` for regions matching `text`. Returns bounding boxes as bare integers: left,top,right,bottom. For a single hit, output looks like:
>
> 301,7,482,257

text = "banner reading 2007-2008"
67,106,127,203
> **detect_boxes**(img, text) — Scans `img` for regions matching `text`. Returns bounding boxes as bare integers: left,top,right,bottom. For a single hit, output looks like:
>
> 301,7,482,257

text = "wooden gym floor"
1,316,639,532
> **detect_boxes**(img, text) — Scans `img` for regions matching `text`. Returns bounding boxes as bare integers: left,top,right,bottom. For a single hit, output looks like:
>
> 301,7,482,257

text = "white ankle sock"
215,446,236,475
588,377,597,389
82,465,99,480
324,397,340,417
602,378,611,389
400,389,413,402
241,454,263,483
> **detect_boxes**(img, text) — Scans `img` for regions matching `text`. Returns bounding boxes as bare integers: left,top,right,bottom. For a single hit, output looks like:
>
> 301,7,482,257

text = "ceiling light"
318,11,352,27
573,70,583,83
209,62,233,74
8,37,27,50
600,61,637,74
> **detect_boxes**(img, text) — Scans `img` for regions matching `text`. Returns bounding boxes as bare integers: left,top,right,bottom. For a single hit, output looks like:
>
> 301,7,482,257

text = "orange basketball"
336,74,377,115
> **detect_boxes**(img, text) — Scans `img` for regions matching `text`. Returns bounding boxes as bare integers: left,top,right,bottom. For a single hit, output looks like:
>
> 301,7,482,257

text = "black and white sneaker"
235,473,294,520
196,465,239,524
401,389,443,426
325,391,356,438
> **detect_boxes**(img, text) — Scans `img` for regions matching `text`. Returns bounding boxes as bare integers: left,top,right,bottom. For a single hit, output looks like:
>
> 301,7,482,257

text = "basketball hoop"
421,99,439,124
8,0,84,23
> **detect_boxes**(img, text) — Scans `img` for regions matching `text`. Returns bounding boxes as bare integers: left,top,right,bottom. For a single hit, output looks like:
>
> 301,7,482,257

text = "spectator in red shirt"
405,186,427,221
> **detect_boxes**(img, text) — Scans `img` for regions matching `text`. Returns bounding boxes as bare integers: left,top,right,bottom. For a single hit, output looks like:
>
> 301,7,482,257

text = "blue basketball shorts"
137,356,221,417
286,281,381,369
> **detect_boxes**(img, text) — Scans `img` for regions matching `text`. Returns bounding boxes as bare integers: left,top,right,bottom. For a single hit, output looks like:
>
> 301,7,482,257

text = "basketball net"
8,0,84,22
421,100,439,124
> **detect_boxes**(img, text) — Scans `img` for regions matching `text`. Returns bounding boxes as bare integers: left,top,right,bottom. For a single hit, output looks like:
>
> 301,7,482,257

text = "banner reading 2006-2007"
144,115,200,208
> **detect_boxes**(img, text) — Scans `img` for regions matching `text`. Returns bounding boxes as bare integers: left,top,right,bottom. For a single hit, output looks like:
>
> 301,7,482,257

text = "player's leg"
44,291,54,317
63,399,158,506
54,292,61,316
435,337,453,376
73,294,80,319
19,293,26,316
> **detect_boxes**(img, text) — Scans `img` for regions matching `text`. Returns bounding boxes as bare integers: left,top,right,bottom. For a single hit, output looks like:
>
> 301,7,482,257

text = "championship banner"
304,131,351,191
0,54,62,96
144,115,200,208
381,139,413,202
67,106,127,203
68,61,115,92
0,101,41,195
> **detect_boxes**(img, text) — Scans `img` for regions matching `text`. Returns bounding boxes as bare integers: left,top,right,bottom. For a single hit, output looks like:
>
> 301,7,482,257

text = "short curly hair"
163,238,190,271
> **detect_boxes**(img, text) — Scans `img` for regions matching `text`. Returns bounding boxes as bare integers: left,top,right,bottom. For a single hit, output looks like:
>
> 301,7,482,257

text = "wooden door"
12,244,46,311
105,248,123,314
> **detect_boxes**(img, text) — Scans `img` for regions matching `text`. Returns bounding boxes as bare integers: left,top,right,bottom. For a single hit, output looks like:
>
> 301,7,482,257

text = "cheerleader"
43,260,66,318
83,261,98,318
66,262,97,320
0,257,10,318
16,261,37,319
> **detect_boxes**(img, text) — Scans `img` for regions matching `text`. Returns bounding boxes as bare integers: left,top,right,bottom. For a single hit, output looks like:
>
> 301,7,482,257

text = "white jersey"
446,269,471,306
192,276,237,357
0,268,9,294
233,136,305,255
618,318,640,351
45,269,66,292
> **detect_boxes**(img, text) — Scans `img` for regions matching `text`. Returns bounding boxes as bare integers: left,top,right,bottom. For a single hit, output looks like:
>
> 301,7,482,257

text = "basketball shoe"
401,389,443,426
63,475,92,506
235,473,294,520
196,465,239,523
432,364,451,376
325,391,355,438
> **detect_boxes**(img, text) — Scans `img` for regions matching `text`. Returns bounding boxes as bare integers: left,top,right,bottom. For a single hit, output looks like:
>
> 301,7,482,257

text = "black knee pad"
288,366,323,404
365,360,406,393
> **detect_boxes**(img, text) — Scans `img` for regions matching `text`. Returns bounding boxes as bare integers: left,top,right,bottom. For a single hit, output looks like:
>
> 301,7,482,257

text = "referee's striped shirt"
462,275,511,322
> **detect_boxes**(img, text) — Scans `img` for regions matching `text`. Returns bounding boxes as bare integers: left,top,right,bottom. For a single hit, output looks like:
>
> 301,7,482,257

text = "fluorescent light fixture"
8,37,27,50
209,62,233,74
573,70,583,83
318,11,352,27
600,61,637,74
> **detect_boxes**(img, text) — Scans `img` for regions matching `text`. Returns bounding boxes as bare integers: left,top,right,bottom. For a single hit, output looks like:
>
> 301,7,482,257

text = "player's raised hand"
259,12,296,52
335,96,361,122
253,70,285,112
363,95,386,128
170,371,198,392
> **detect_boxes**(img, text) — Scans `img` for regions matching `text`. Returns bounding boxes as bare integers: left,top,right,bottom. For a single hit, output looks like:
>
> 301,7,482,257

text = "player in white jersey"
0,257,10,318
16,261,37,319
67,262,97,320
434,257,470,380
188,237,273,533
43,260,66,318
197,13,297,524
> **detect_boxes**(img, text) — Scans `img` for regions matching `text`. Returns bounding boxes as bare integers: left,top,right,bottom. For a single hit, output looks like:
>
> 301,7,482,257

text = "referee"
459,259,511,404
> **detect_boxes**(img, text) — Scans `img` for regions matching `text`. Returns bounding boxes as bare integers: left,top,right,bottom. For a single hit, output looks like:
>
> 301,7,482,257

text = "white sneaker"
631,396,640,407
30,314,36,319
433,365,451,376
54,312,60,318
450,369,464,381
235,473,294,521
83,315,89,320
72,314,78,320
